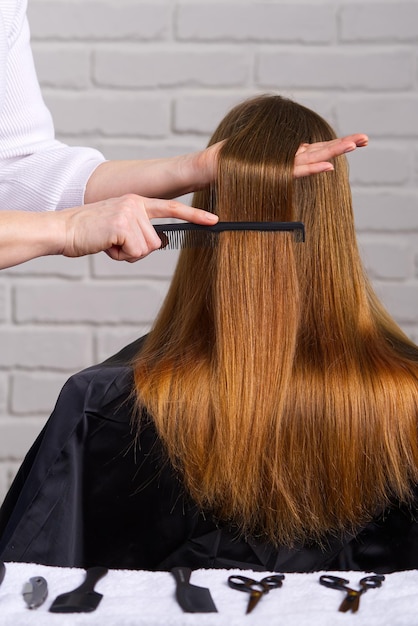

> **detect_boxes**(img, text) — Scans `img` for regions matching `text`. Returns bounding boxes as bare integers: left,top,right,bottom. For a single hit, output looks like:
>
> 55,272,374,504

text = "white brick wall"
0,0,417,499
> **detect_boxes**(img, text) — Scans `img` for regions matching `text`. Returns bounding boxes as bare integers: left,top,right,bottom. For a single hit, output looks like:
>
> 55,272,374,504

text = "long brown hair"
133,95,418,546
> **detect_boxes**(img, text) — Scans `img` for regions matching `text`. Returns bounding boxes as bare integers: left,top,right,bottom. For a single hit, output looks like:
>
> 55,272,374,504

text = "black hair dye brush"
154,221,305,249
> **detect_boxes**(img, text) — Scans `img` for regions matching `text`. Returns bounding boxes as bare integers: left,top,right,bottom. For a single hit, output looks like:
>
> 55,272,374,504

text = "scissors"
228,574,285,613
319,574,385,612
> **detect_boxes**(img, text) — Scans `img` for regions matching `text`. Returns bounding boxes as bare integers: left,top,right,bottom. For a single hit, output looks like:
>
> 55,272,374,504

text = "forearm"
84,159,183,204
0,211,63,268
84,146,219,204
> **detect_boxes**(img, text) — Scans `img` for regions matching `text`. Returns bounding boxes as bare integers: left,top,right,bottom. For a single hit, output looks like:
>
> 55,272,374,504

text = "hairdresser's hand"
294,133,369,178
84,143,222,204
59,194,219,262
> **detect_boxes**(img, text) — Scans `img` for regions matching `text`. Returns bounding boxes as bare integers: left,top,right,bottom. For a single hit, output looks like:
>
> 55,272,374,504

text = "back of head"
134,95,418,547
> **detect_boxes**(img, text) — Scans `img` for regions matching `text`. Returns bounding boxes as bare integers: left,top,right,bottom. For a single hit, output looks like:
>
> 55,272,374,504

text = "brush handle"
171,566,192,586
73,566,108,594
0,561,5,586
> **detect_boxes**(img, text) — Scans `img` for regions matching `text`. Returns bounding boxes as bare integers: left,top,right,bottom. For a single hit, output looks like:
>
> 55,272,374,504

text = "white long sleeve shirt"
0,0,105,211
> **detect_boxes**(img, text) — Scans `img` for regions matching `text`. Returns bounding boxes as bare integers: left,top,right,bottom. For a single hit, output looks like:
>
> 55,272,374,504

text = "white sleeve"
0,0,106,212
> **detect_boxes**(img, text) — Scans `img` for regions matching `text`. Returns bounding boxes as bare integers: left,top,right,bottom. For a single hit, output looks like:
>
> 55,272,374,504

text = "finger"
105,248,145,263
105,240,148,262
107,210,162,260
105,236,158,262
324,135,368,154
297,134,369,158
293,162,334,179
314,137,367,160
145,198,219,224
302,134,368,155
315,134,369,153
295,143,310,156
105,246,136,262
343,133,369,147
132,209,164,251
296,135,368,167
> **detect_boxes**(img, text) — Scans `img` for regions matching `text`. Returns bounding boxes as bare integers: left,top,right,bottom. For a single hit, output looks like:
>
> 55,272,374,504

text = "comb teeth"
158,229,219,250
154,221,305,250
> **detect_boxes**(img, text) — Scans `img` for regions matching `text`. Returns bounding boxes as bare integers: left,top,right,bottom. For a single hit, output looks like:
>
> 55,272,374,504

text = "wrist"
38,211,69,256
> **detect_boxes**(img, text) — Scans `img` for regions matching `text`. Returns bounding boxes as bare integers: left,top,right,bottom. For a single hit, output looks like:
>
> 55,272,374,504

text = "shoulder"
56,336,147,420
1,0,27,44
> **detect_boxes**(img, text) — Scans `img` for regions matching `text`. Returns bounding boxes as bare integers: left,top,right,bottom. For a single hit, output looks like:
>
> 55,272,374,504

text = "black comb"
154,221,305,249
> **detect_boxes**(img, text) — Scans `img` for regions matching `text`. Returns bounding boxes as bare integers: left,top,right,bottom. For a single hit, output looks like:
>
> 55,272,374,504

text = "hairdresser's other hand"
294,134,369,178
84,143,222,204
59,194,218,262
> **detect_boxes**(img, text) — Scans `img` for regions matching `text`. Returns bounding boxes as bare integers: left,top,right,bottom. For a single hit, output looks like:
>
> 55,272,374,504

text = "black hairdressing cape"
1,337,418,573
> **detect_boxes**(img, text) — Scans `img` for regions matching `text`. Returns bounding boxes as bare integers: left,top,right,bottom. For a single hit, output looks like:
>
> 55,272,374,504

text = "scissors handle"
359,574,385,591
261,575,285,590
319,575,351,591
228,575,269,593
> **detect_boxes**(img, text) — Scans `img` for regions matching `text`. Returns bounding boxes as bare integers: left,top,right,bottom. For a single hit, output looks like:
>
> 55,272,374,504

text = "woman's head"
196,94,351,222
187,94,365,339
134,94,418,547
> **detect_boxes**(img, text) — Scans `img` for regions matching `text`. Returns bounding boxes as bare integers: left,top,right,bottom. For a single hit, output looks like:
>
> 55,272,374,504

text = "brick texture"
0,0,417,499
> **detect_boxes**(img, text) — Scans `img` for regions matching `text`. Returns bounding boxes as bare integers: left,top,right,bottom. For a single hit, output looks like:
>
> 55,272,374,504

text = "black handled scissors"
319,574,385,612
228,574,285,613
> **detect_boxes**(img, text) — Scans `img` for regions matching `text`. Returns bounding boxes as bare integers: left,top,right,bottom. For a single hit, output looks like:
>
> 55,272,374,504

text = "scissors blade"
22,576,48,609
246,590,264,614
338,591,360,613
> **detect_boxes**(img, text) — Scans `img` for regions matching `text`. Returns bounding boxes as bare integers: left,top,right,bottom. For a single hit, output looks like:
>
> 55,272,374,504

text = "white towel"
0,562,417,625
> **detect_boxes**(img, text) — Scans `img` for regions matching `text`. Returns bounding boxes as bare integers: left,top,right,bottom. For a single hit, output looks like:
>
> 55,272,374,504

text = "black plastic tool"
0,561,5,586
171,566,217,613
49,566,108,613
155,221,305,249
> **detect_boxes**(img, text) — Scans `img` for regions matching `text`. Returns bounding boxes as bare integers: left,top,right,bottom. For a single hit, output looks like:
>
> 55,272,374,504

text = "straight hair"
133,95,418,546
